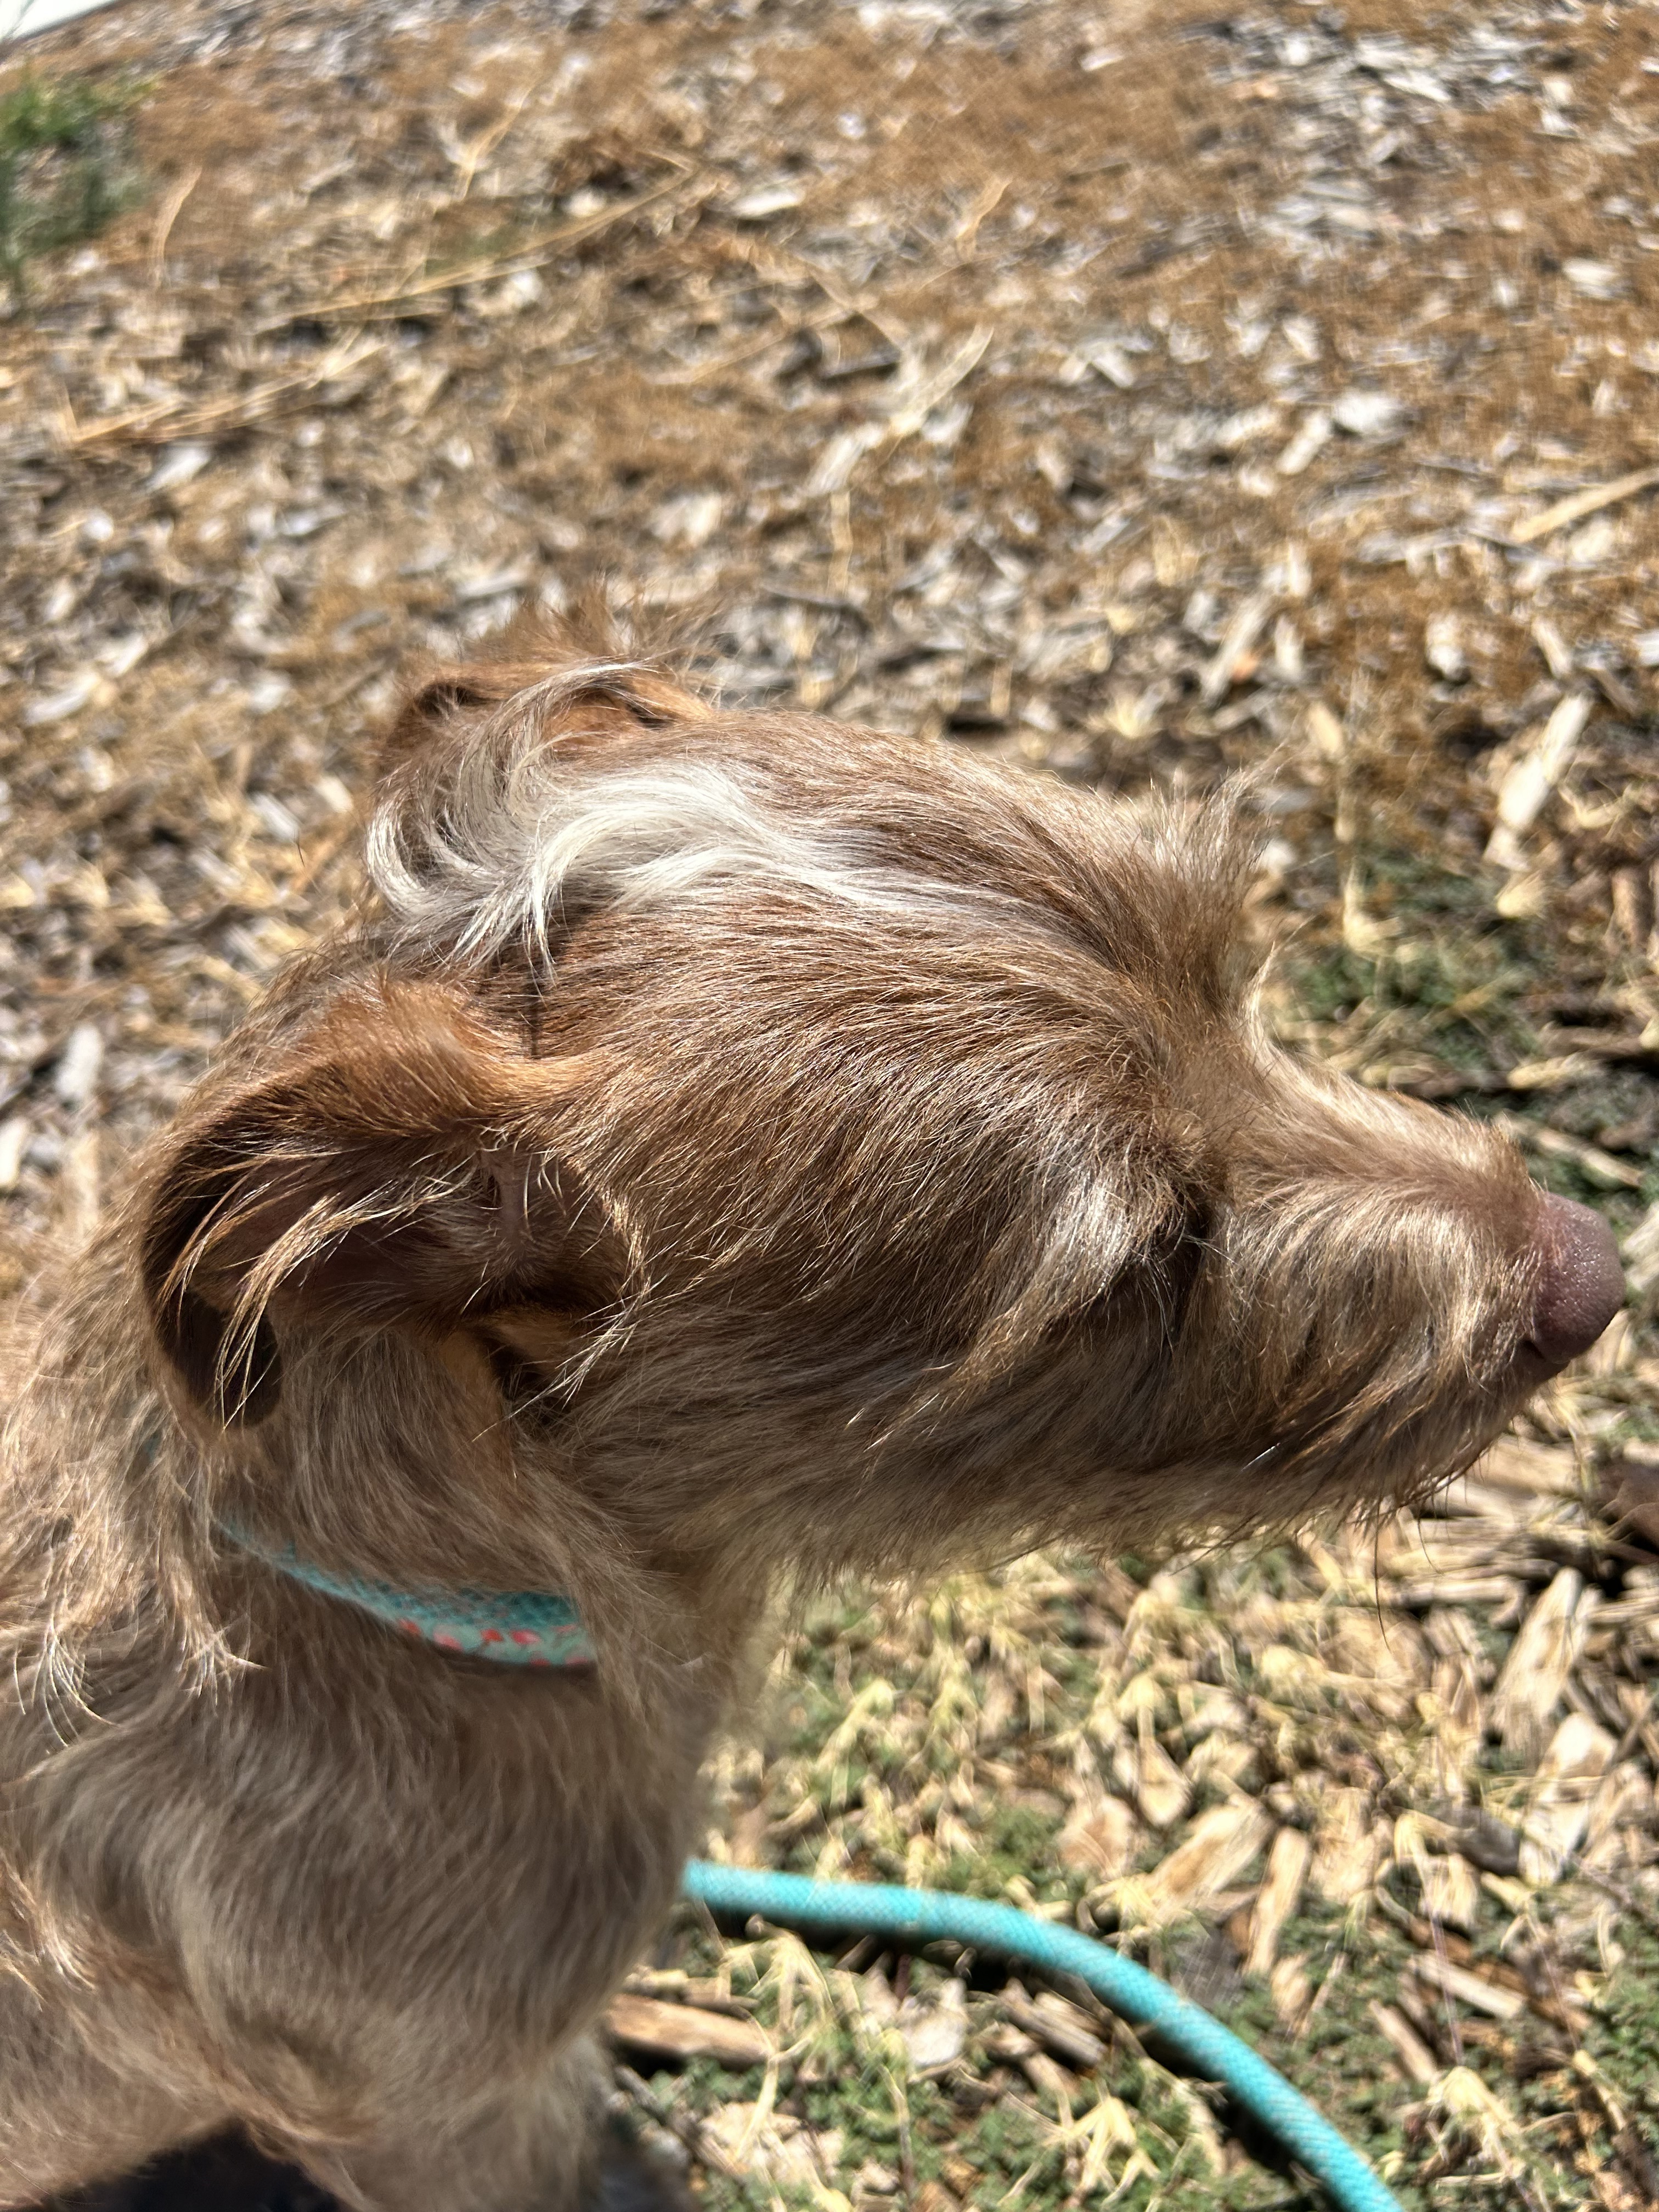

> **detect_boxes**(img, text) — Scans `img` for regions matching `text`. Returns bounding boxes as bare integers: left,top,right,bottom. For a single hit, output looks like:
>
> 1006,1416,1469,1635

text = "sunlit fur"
0,622,1545,2208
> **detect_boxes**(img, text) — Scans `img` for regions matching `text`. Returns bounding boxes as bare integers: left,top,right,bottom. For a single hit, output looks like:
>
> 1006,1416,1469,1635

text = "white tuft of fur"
368,674,1001,963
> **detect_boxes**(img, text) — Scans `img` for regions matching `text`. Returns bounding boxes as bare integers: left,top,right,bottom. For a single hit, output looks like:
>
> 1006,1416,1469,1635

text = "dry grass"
2,1,1657,2207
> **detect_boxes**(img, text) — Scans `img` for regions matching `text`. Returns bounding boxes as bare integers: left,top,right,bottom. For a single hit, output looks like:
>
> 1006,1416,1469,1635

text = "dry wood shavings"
1245,1826,1311,1977
605,1993,772,2070
1311,1787,1388,1907
997,1985,1105,2075
1136,1800,1274,1925
1485,693,1595,871
1511,467,1659,549
1521,1714,1619,1886
1417,1851,1481,1934
1409,1953,1528,2025
1491,1570,1595,1764
1370,1999,1440,2086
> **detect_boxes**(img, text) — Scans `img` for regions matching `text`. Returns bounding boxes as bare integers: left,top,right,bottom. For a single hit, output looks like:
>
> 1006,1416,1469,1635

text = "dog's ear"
377,659,544,776
378,632,712,781
139,979,617,1427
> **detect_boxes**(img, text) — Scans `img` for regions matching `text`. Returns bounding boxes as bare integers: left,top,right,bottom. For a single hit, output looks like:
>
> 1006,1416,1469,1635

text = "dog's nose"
1525,1194,1624,1370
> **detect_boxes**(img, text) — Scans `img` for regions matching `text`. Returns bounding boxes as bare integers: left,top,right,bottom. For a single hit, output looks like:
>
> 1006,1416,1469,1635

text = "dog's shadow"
43,2123,692,2212
45,2135,330,2212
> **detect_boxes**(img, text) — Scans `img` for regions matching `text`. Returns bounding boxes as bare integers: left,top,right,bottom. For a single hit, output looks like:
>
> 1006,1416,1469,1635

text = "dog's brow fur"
366,656,1233,981
0,618,1550,2210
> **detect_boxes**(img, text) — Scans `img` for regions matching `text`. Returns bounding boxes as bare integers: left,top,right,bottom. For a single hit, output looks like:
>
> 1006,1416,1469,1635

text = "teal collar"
223,1523,595,1670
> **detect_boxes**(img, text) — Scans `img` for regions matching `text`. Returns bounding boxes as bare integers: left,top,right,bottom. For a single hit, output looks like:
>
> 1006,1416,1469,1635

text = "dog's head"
137,629,1622,1576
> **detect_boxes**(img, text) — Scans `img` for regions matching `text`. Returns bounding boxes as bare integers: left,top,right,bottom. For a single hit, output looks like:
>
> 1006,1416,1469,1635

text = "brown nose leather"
1526,1194,1624,1370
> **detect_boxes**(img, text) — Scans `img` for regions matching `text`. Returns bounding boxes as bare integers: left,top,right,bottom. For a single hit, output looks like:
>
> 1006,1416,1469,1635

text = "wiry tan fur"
2,622,1552,2208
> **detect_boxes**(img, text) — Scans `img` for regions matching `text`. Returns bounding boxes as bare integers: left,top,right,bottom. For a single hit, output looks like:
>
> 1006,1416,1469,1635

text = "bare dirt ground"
2,2,1658,2208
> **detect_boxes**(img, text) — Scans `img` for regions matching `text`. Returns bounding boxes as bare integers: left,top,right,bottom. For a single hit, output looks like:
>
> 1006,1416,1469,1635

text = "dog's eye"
1164,1197,1216,1305
1094,1199,1214,1347
487,1343,543,1410
1176,1197,1216,1262
1057,1197,1215,1344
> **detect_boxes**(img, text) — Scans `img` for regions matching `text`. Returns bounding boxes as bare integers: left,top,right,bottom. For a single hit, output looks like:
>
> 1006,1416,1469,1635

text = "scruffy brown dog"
1,630,1622,2210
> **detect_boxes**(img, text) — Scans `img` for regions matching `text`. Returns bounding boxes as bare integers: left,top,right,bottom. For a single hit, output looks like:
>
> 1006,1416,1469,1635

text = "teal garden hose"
681,1863,1402,2212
